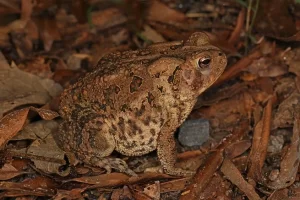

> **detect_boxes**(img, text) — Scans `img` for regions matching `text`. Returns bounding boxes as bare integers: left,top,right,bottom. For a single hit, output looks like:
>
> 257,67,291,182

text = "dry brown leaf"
10,28,33,58
17,56,54,78
53,188,87,200
12,118,58,140
194,92,253,132
198,173,232,200
180,150,223,200
273,31,300,42
0,108,29,148
143,181,160,200
141,25,166,43
112,186,134,200
160,178,190,193
21,0,33,21
66,53,92,70
131,189,153,200
24,20,39,42
92,8,127,30
267,189,289,200
0,52,62,117
225,140,251,159
246,57,288,77
0,19,28,48
177,150,203,161
9,120,69,176
0,107,59,148
70,0,88,24
283,48,300,77
0,190,52,199
33,17,61,51
28,135,69,176
273,92,300,129
70,173,130,186
147,0,187,23
0,164,30,181
214,49,262,87
0,0,20,13
232,155,249,173
247,97,274,181
274,77,296,99
221,159,261,200
255,0,296,38
228,9,245,45
69,172,173,189
0,176,56,197
266,108,300,189
196,82,248,108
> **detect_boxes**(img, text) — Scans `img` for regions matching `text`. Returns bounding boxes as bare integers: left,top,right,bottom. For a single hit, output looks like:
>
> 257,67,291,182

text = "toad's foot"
163,166,195,177
90,157,137,176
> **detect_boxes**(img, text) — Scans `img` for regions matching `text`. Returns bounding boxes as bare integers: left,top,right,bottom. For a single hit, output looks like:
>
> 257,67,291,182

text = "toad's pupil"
198,57,211,68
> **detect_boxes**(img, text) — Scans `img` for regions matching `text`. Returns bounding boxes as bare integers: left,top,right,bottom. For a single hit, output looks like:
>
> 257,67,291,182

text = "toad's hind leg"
80,118,136,176
88,157,136,176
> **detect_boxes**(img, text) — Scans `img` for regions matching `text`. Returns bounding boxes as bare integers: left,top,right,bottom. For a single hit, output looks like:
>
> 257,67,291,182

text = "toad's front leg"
157,121,195,177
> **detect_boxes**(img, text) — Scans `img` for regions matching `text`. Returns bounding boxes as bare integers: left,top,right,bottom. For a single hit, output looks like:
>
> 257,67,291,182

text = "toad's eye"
197,56,211,69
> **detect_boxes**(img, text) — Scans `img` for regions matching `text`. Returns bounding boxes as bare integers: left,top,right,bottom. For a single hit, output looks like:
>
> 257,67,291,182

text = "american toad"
56,32,227,176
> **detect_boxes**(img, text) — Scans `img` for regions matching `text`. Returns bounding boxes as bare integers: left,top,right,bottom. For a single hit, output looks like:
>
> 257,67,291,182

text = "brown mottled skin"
56,32,227,176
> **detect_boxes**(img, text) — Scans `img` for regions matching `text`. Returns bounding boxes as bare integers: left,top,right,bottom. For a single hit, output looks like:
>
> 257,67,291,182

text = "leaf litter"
1,0,300,199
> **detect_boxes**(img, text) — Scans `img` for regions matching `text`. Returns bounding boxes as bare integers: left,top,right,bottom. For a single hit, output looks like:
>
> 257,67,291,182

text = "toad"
55,32,227,176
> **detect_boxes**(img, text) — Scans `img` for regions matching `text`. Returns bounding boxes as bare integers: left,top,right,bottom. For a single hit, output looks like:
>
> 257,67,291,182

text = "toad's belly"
106,109,166,156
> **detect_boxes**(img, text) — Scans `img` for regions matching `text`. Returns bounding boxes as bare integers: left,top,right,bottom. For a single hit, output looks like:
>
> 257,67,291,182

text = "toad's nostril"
218,52,223,56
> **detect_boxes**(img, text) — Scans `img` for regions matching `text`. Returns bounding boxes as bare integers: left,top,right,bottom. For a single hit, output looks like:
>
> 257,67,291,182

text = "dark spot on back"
147,92,155,105
168,66,181,84
137,128,143,134
118,117,125,132
120,104,129,112
118,132,126,140
294,159,300,168
168,75,174,83
139,147,145,152
160,118,165,126
157,86,163,93
130,76,143,93
128,120,142,136
148,137,154,145
119,117,124,123
170,45,180,50
74,131,83,147
150,129,156,136
108,128,116,134
135,105,146,117
143,116,151,126
100,104,106,111
115,86,121,94
112,124,118,131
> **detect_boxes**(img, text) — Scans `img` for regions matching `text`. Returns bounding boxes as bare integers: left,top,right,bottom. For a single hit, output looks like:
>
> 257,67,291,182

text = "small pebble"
178,118,210,147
